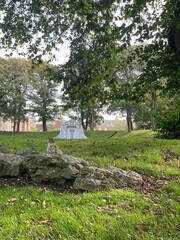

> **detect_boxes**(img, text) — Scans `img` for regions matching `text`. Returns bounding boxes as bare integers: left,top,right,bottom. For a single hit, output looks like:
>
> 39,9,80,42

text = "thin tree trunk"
42,101,48,131
13,121,16,132
130,117,133,130
127,112,132,133
16,120,20,132
85,117,88,130
126,103,132,133
80,111,85,129
89,108,94,130
150,91,157,130
42,118,47,131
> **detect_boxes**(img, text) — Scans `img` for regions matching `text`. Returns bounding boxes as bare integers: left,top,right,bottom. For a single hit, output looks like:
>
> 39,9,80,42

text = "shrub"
156,109,180,139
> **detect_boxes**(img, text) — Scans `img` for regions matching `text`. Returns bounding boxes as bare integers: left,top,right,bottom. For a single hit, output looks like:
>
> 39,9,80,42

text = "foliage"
0,1,180,136
1,1,179,63
59,3,119,125
108,101,134,132
29,63,61,131
0,0,120,60
67,107,104,130
156,99,180,139
58,2,120,129
131,45,180,97
0,0,67,60
0,58,61,131
0,58,31,131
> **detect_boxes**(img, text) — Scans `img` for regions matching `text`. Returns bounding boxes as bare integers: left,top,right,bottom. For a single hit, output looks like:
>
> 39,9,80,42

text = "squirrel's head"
48,138,54,143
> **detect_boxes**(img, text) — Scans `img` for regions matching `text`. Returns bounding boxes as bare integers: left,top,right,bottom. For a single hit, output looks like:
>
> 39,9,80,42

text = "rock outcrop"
73,166,143,191
0,145,9,154
23,153,89,185
0,148,143,191
0,153,24,177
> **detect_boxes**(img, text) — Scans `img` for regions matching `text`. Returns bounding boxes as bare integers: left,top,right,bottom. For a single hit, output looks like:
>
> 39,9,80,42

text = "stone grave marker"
55,120,87,139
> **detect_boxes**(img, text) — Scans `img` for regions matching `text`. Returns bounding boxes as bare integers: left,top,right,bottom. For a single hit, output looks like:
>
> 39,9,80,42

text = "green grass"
0,130,180,239
0,130,179,178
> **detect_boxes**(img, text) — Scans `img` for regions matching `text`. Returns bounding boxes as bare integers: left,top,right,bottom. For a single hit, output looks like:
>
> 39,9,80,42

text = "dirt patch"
0,176,79,194
132,174,169,195
0,174,169,195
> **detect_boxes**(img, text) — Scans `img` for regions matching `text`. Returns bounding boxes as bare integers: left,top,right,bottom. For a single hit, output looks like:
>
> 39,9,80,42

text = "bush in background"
156,100,180,139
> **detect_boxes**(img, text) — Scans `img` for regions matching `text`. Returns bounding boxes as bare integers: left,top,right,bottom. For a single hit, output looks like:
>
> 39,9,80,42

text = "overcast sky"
0,39,70,66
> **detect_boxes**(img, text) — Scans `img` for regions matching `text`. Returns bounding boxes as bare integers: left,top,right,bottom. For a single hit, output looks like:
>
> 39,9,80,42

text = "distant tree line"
0,58,60,132
0,1,179,137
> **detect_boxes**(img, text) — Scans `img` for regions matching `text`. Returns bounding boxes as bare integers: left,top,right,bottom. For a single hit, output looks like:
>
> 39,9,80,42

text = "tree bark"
126,103,133,133
89,108,94,130
150,91,157,130
80,111,85,129
16,120,20,132
85,117,88,130
42,118,47,131
127,112,132,133
13,121,16,132
130,117,133,131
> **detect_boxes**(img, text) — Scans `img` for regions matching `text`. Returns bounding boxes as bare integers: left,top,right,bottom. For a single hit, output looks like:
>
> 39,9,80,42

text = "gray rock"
73,166,143,191
16,149,38,156
63,154,89,169
0,153,24,177
73,166,118,191
0,146,9,154
61,165,80,179
23,153,89,184
104,166,143,187
0,150,143,191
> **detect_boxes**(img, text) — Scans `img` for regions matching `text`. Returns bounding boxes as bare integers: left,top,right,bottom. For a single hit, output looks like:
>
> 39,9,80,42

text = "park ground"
0,130,179,239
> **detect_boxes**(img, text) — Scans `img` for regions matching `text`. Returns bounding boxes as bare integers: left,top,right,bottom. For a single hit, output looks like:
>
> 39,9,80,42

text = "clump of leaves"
156,101,180,139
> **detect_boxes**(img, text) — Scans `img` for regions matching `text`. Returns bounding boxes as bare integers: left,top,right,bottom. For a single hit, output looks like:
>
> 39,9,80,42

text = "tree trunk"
85,117,88,130
130,117,133,130
126,103,133,133
89,108,94,130
80,111,85,129
126,112,132,133
16,120,20,133
13,121,16,132
150,91,157,130
42,118,47,131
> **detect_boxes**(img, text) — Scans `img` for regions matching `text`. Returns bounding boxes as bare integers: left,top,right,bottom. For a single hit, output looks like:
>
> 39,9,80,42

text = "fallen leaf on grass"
135,224,146,233
39,220,53,226
7,198,17,204
42,200,46,208
26,218,36,224
30,201,36,206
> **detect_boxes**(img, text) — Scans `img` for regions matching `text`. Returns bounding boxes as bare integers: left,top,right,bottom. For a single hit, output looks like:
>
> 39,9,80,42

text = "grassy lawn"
0,130,179,239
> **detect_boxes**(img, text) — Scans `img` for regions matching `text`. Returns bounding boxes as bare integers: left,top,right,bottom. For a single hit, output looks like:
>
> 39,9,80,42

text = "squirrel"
46,138,63,155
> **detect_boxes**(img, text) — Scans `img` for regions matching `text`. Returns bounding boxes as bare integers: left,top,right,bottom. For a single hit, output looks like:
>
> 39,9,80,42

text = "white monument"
55,120,87,139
